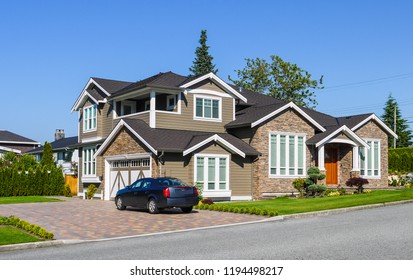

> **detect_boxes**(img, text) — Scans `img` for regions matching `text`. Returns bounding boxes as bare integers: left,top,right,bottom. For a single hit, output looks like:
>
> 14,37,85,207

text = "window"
121,100,136,116
360,140,380,177
83,147,96,176
144,100,150,111
194,96,220,120
195,155,228,191
167,95,177,111
269,133,305,177
83,105,97,131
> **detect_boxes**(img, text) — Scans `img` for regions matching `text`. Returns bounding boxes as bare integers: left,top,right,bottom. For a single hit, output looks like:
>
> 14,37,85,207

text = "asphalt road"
1,203,413,260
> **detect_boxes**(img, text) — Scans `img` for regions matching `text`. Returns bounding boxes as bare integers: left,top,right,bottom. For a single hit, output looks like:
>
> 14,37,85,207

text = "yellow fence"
65,175,78,195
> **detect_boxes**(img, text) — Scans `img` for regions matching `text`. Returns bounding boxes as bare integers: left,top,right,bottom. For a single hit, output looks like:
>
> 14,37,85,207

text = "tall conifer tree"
189,30,218,76
381,94,412,147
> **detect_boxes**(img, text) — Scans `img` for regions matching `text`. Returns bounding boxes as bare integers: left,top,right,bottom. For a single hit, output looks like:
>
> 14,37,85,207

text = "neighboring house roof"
0,130,40,145
27,136,78,154
95,118,259,158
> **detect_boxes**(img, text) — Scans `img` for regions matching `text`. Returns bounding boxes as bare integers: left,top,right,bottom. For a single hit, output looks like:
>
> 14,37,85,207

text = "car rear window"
158,178,189,187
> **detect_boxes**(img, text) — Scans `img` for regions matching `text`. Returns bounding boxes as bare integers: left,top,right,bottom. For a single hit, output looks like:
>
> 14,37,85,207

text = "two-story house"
71,71,397,200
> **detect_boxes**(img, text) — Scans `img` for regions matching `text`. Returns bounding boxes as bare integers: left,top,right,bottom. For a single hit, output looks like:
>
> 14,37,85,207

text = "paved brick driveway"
0,197,265,240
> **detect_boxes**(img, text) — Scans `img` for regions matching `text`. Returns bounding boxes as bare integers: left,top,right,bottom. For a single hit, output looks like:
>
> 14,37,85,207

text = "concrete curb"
1,199,413,252
0,239,85,253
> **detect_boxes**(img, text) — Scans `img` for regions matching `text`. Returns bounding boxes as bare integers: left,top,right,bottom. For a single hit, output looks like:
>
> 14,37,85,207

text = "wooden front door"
325,147,338,185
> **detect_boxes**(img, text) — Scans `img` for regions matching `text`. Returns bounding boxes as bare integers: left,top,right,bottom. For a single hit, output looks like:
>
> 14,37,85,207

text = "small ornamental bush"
63,184,72,197
86,184,98,199
346,177,369,194
327,191,340,197
201,198,214,205
261,209,269,216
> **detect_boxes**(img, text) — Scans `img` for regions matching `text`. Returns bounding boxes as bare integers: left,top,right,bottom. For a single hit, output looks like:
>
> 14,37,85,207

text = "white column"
104,159,111,201
150,90,156,128
318,145,325,171
352,146,360,171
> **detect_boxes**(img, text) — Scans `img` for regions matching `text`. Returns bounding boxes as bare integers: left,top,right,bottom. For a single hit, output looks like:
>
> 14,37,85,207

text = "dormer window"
83,105,97,132
194,95,221,121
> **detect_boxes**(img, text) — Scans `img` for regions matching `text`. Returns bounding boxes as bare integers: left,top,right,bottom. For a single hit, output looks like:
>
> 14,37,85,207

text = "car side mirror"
126,185,132,189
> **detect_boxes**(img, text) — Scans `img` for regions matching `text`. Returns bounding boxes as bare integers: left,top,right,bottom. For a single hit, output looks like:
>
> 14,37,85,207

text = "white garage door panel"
108,158,151,199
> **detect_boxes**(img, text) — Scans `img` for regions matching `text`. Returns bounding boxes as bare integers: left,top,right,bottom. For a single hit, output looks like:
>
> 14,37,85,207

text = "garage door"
109,158,151,199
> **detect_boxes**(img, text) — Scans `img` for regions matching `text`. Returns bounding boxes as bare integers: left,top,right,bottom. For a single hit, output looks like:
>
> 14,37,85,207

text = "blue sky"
1,0,412,144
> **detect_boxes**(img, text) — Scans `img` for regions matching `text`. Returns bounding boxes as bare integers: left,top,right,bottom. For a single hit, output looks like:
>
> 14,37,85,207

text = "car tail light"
163,187,170,198
193,187,198,197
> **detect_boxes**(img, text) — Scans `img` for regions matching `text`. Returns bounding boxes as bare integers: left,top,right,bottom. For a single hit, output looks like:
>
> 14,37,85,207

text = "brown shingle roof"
122,118,258,156
0,130,39,144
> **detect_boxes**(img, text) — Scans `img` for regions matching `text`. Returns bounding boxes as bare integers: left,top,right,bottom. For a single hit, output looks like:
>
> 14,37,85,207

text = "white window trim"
193,94,222,122
360,138,381,179
120,100,137,116
194,154,230,193
83,105,97,133
82,147,97,177
166,95,177,111
268,132,307,178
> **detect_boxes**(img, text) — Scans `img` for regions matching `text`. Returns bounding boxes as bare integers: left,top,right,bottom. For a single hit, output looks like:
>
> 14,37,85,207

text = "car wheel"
181,206,193,213
116,196,126,210
148,199,159,214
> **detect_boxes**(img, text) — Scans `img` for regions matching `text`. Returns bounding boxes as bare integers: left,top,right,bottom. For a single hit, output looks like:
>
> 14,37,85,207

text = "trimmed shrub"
346,177,369,194
0,215,54,240
201,198,214,205
86,184,98,199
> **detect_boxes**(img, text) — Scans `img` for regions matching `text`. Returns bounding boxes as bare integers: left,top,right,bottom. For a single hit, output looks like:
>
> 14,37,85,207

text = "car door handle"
145,191,150,194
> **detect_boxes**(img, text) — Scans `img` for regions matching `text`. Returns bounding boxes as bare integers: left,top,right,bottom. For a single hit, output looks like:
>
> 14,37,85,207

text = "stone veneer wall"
250,109,316,199
101,128,159,193
354,120,389,188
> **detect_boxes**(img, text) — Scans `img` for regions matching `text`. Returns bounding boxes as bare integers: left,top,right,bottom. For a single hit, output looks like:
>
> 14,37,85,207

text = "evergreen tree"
189,30,218,75
381,94,412,147
229,55,323,109
40,142,55,169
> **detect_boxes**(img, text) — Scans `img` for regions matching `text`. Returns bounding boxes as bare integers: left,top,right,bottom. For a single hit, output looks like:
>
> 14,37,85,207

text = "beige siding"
156,91,234,132
230,155,253,197
160,154,191,183
187,143,253,198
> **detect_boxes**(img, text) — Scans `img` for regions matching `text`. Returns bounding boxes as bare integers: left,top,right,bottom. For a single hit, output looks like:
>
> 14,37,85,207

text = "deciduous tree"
229,55,323,109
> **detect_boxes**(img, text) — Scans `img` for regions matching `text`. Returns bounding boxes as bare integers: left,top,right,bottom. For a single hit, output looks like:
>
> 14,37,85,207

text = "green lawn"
217,189,413,215
0,226,42,245
0,196,63,204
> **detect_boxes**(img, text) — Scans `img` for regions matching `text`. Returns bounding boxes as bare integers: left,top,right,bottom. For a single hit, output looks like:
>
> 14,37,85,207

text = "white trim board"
180,72,247,103
251,102,326,132
183,134,245,158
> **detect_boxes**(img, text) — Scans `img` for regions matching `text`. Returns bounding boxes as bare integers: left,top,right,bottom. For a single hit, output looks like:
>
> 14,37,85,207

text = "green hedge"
0,166,64,197
389,147,413,173
0,215,54,240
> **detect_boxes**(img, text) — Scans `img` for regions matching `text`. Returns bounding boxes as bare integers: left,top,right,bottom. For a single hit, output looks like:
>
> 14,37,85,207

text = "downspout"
158,150,165,177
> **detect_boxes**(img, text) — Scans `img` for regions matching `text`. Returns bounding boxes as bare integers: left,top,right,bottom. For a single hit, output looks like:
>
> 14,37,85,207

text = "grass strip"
0,226,41,245
215,189,413,215
0,196,63,204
